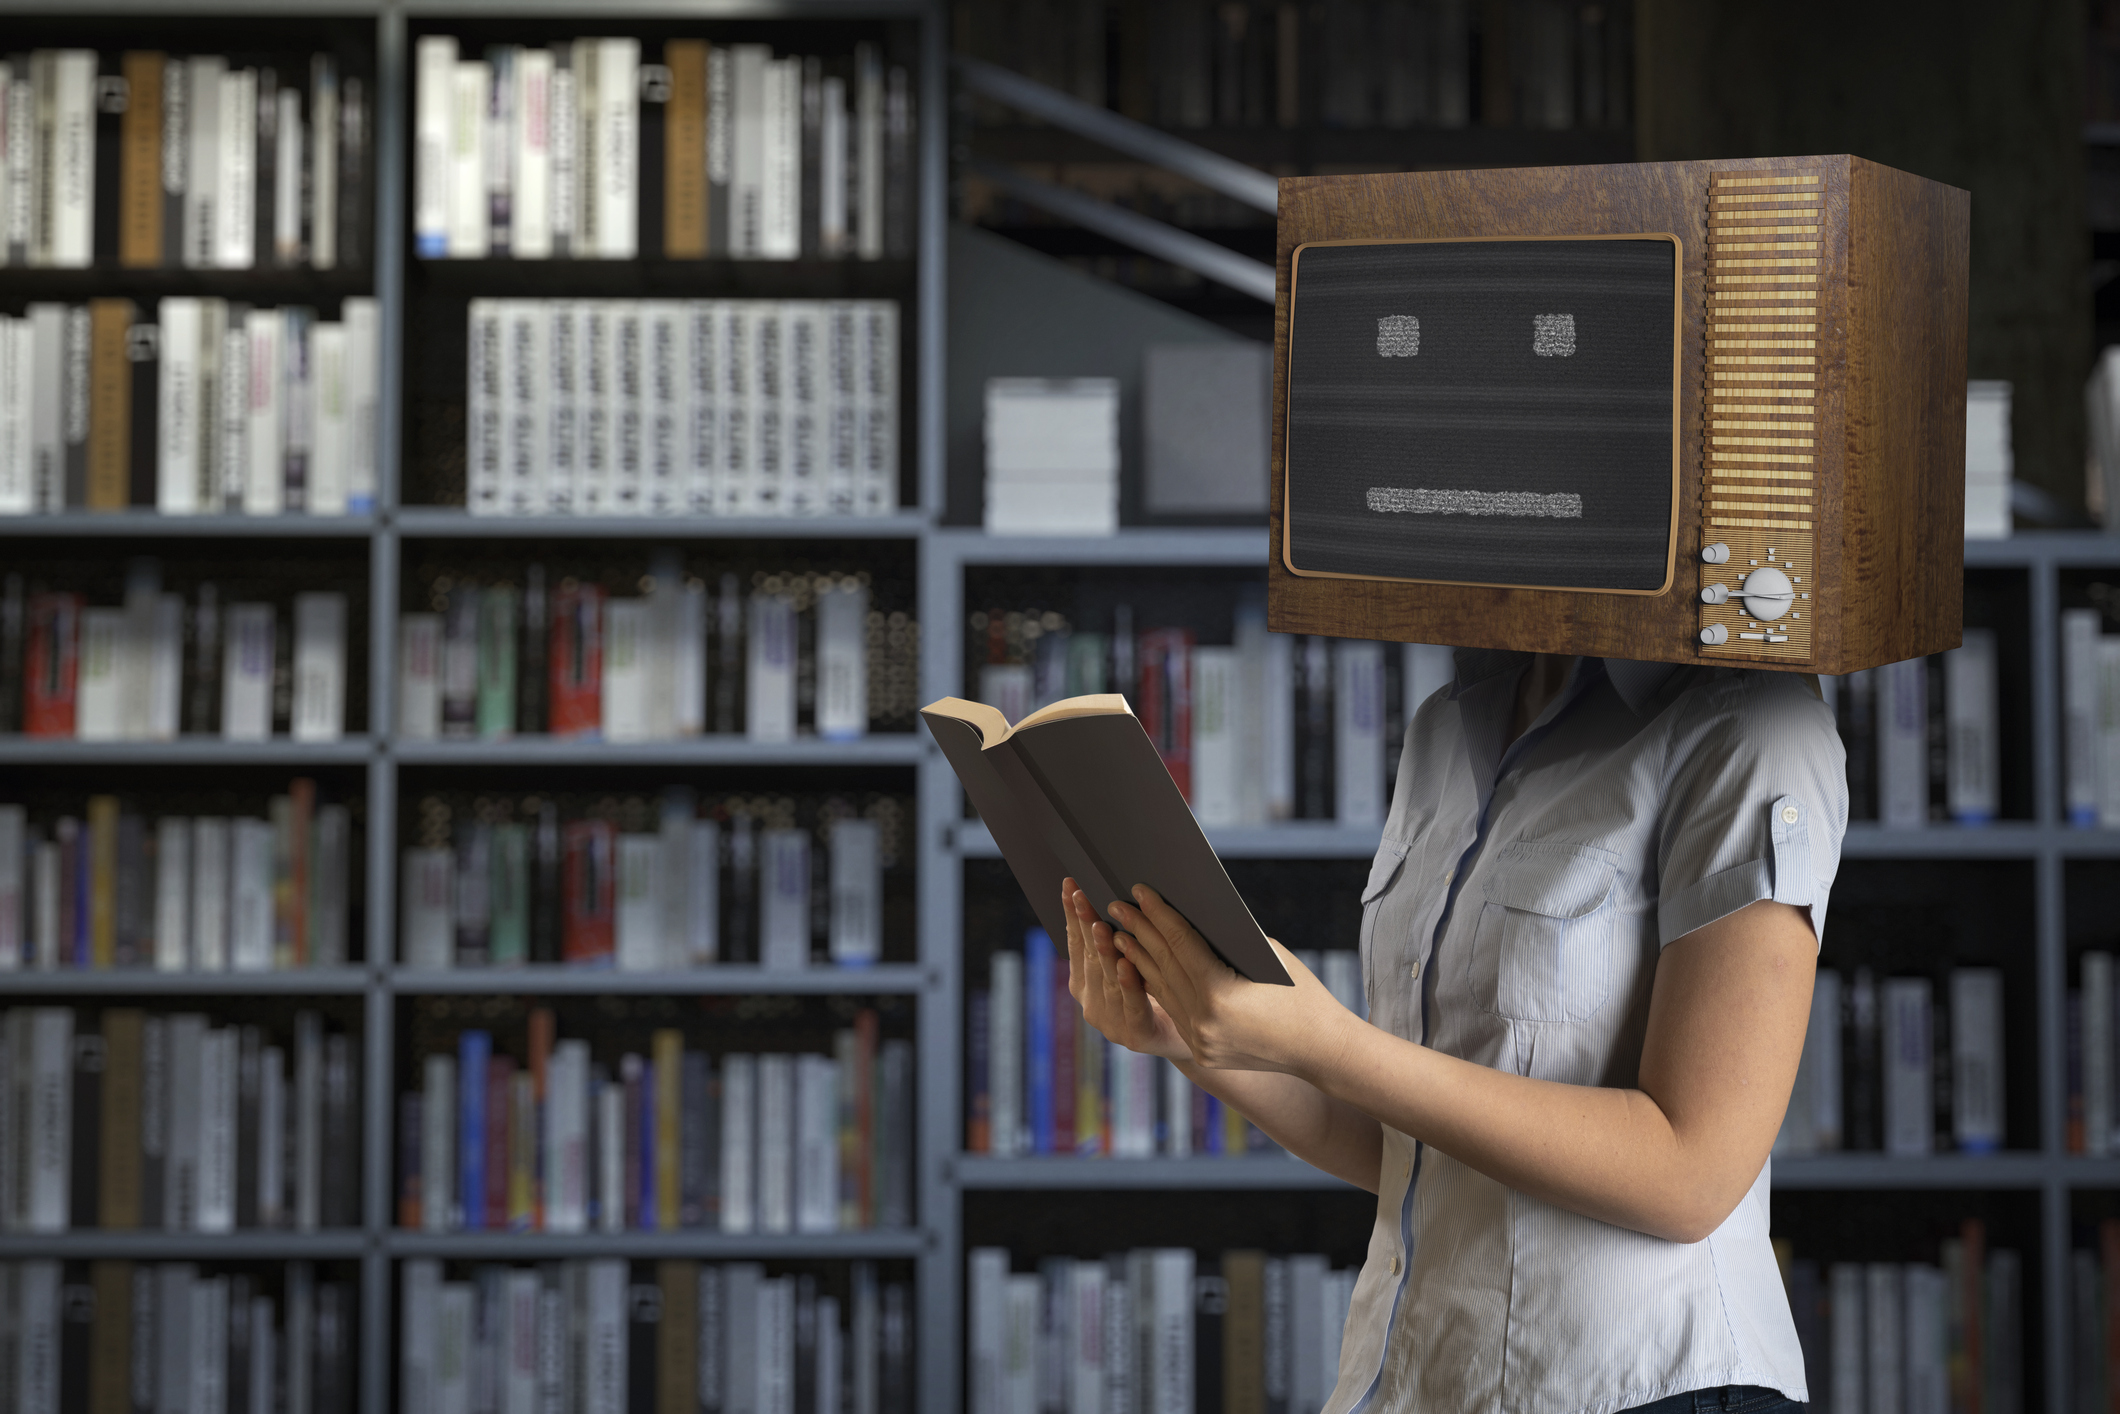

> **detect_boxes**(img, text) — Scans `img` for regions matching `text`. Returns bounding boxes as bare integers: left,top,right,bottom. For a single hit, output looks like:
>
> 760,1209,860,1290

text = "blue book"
1024,928,1054,1155
1203,1091,1223,1156
639,1058,657,1231
458,1030,490,1229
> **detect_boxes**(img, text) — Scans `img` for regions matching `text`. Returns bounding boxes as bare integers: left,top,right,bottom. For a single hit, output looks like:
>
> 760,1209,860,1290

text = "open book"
921,695,1292,986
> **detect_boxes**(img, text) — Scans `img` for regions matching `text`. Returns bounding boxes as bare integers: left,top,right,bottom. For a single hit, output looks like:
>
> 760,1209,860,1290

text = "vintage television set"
1269,155,1970,674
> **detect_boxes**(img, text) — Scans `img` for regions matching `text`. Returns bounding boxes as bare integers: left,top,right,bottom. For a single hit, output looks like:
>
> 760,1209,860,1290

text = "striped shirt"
1329,652,1846,1414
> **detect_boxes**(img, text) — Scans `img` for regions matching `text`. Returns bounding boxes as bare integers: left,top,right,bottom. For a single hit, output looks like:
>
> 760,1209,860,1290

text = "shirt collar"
1450,649,1679,719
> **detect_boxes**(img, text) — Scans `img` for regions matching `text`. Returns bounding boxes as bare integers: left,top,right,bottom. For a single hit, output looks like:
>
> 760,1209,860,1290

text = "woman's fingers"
1130,885,1228,977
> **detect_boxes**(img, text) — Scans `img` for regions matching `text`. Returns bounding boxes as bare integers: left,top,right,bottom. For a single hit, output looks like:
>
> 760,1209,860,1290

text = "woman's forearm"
1175,1061,1384,1193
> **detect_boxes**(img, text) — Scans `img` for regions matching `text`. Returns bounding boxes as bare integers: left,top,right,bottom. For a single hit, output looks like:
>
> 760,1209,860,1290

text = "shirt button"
1409,961,1421,981
1781,805,1800,824
1390,1255,1402,1275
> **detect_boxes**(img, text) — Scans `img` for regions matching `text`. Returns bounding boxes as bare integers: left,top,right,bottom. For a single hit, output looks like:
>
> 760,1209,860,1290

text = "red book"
486,1055,513,1229
1050,964,1075,1155
24,593,82,738
561,819,616,965
1135,628,1194,800
548,580,603,738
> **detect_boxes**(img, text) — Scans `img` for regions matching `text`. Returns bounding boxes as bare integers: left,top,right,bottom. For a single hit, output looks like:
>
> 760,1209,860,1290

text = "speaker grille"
1698,170,1821,662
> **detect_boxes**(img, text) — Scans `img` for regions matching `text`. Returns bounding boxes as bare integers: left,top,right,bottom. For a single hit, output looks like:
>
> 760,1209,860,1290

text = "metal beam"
966,158,1278,304
954,54,1280,215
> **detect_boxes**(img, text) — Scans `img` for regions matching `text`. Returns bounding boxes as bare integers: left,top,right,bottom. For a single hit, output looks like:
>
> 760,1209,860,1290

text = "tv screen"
1283,236,1679,592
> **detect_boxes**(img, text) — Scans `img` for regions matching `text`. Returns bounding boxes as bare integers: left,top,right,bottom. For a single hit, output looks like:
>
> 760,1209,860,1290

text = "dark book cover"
793,1274,818,1414
1846,967,1880,1151
883,66,912,260
679,1050,710,1228
397,1091,424,1228
0,572,23,734
317,1280,352,1414
323,1033,357,1227
236,1026,261,1229
621,1055,644,1230
113,812,147,968
70,1028,103,1229
520,563,549,734
227,1274,253,1414
1194,1270,1226,1414
799,58,821,258
138,1018,164,1230
1299,637,1332,820
337,74,368,268
626,1278,661,1414
531,799,562,964
59,1262,94,1414
158,57,183,268
185,585,220,736
636,67,665,263
724,814,754,966
94,55,125,265
89,1260,130,1414
705,44,729,257
713,572,743,734
455,818,493,967
484,1052,511,1230
125,320,157,507
254,68,278,269
879,1281,911,1414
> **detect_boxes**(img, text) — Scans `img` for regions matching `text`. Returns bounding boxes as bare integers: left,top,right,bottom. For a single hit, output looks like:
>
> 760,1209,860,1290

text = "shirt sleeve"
1654,670,1849,948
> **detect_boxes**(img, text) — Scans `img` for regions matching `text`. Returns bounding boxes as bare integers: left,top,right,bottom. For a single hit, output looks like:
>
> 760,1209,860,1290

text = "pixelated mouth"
1365,488,1585,518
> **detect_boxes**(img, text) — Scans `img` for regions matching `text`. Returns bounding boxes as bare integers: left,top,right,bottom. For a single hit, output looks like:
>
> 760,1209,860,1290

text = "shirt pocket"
1358,840,1412,1010
1471,841,1622,1023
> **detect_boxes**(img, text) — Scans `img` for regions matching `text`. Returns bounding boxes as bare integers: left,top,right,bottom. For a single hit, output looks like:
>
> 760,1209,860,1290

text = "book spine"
466,299,504,514
118,54,165,267
549,47,576,259
513,52,553,260
48,52,95,268
413,37,457,258
594,40,640,259
612,301,645,513
447,61,489,259
310,57,339,271
2065,609,2101,826
1951,967,2005,1154
213,68,254,270
745,591,796,743
292,592,346,742
242,310,283,514
546,301,580,513
503,301,547,516
856,301,897,515
1877,656,1929,828
645,301,681,516
483,47,514,259
719,1052,754,1232
1334,641,1385,826
759,827,810,971
665,42,707,258
1946,627,1999,824
308,321,350,514
705,46,730,257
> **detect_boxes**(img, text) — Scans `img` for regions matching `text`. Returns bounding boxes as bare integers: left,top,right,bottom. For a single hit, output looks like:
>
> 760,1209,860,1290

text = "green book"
477,584,519,739
489,822,530,966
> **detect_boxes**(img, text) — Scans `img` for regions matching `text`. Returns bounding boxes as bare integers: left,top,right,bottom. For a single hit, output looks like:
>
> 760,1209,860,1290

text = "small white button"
1782,805,1800,824
1410,961,1421,981
1389,1255,1402,1275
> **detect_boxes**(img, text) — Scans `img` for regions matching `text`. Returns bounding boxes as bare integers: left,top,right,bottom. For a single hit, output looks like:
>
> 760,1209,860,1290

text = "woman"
1064,650,1843,1414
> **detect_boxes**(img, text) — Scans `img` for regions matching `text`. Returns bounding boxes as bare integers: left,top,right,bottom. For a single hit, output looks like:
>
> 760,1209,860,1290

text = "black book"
714,572,743,733
794,1275,818,1414
236,1026,261,1229
880,1281,911,1414
59,1262,94,1414
130,1265,155,1414
186,585,221,736
521,563,549,733
90,1260,130,1414
138,1018,164,1229
531,798,561,964
322,1033,356,1226
725,813,755,965
883,65,913,260
70,1028,104,1229
1194,1269,1227,1414
337,74,369,268
627,1278,661,1414
94,56,125,265
317,1282,352,1414
114,812,148,967
679,1050,712,1227
127,317,158,507
255,68,279,269
1845,967,1880,1151
228,1273,254,1414
1,571,25,733
637,66,665,263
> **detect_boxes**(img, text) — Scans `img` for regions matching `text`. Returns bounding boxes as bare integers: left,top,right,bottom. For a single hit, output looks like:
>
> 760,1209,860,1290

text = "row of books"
1775,968,2006,1158
0,1007,356,1234
1779,1222,2022,1414
2067,951,2120,1154
0,1260,354,1414
400,1011,912,1234
0,297,381,517
974,598,1457,827
1830,633,2002,826
0,50,368,270
967,1247,1362,1414
0,575,350,741
463,298,899,519
400,1259,912,1414
967,929,1362,1160
2069,1220,2120,1414
400,788,901,972
414,37,912,262
961,0,1629,134
0,783,353,973
402,564,903,743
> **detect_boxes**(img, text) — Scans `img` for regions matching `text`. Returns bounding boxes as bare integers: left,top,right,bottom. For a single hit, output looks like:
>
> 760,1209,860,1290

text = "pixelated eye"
1376,315,1419,357
1532,314,1576,357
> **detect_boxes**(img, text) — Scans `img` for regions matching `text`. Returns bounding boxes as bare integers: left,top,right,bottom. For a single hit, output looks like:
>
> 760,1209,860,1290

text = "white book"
309,323,350,514
154,817,192,971
1336,639,1386,826
191,817,231,971
274,86,303,265
1881,976,1933,1156
2,67,26,266
795,1053,840,1233
2084,951,2109,1157
750,304,786,514
0,316,29,513
165,1012,205,1228
2100,640,2120,828
589,39,639,259
243,309,284,514
548,47,578,257
815,582,868,741
1000,1275,1040,1414
421,1053,456,1231
820,76,849,257
1191,646,1242,827
214,320,248,512
855,47,884,260
1286,1254,1324,1413
1149,1250,1195,1414
718,302,755,513
1906,1265,1947,1414
0,804,21,969
74,607,125,740
758,59,800,260
1118,1046,1159,1158
785,302,825,514
414,38,458,258
437,1283,474,1414
15,1261,58,1410
31,839,59,969
545,1039,590,1233
183,56,225,267
504,1269,541,1414
399,613,444,739
1877,656,1929,827
259,1044,286,1225
720,1052,756,1232
756,1051,795,1233
344,298,380,512
221,603,275,740
989,951,1024,1158
580,302,614,512
293,592,347,741
675,577,707,736
1069,1261,1107,1414
615,832,662,971
1162,1060,1191,1156
595,1079,623,1233
502,301,548,515
156,298,204,512
828,818,881,967
544,301,581,512
601,597,648,741
610,300,645,513
728,46,771,258
148,593,184,739
683,301,719,513
2064,608,2100,826
191,1277,229,1414
824,303,859,514
400,846,455,969
25,303,61,510
760,827,810,971
644,301,682,515
25,1007,71,1231
582,1260,628,1414
403,1261,443,1414
465,298,505,515
46,51,94,267
311,59,339,270
229,817,276,970
1944,628,1998,824
215,69,256,270
513,51,553,259
1866,1263,1904,1414
687,820,721,965
855,301,897,515
1950,967,2004,1154
746,593,798,742
448,62,490,259
155,1264,198,1410
197,1027,237,1231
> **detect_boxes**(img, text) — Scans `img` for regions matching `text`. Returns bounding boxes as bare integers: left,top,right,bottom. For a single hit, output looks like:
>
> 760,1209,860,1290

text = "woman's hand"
1061,876,1192,1063
1105,884,1361,1080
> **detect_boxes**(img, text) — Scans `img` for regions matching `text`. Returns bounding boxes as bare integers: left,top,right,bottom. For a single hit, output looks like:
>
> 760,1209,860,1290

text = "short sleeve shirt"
1329,651,1847,1414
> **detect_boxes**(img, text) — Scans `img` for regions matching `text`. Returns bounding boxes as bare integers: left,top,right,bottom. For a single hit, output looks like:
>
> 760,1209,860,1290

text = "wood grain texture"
1269,156,1967,675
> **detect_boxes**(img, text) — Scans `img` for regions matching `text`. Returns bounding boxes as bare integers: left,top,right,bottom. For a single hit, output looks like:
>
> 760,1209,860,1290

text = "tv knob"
1700,584,1729,604
1740,567,1795,621
1699,624,1729,646
1701,543,1730,564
